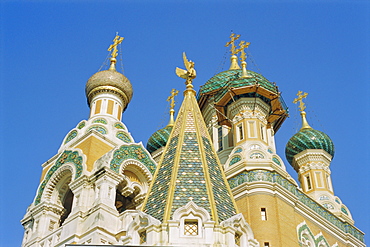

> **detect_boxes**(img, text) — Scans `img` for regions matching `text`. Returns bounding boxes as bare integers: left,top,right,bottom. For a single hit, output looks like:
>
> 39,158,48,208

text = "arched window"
59,188,74,226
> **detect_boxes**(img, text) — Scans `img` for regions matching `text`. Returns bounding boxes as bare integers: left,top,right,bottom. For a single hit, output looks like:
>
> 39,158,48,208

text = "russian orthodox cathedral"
21,34,365,247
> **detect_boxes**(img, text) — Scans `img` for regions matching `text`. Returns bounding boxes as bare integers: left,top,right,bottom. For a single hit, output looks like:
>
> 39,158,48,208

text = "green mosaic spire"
142,86,238,224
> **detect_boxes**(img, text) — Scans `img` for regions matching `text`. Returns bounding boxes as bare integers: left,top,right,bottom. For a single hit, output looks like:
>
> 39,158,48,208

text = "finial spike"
293,91,312,130
166,89,179,126
236,40,251,77
108,33,124,71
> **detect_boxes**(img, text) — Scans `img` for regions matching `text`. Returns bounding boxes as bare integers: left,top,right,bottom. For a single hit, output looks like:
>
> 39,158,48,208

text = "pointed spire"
142,55,239,223
166,89,179,127
293,91,312,130
107,33,124,71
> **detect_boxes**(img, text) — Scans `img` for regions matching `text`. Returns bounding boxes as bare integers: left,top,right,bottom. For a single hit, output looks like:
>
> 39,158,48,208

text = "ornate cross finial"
293,91,309,112
108,34,124,59
225,33,241,55
236,40,251,62
167,89,179,110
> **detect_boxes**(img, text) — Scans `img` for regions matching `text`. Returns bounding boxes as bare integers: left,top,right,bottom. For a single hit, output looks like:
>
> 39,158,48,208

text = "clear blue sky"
1,1,369,246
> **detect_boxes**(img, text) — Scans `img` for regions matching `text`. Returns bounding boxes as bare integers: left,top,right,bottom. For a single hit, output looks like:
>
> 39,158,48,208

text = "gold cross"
293,91,308,112
108,34,124,59
167,89,179,110
236,40,251,62
225,33,241,55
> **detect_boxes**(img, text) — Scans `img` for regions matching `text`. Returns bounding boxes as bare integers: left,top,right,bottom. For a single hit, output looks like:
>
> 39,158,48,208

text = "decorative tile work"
77,121,86,129
198,69,278,101
116,132,132,143
114,122,126,130
146,126,173,153
285,128,334,165
234,148,242,153
297,223,330,247
110,144,157,174
322,203,334,210
143,137,178,221
87,125,107,135
229,170,364,242
229,156,241,166
202,137,237,222
272,157,282,166
250,152,264,159
171,133,211,218
35,150,83,205
64,130,77,144
93,118,107,124
341,207,348,215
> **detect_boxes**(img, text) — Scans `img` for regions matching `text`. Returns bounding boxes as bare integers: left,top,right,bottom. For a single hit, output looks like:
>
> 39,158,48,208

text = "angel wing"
183,52,191,71
176,67,188,79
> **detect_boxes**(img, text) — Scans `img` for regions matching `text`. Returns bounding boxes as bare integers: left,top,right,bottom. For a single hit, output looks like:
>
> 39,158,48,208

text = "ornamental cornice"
29,201,65,216
68,175,91,192
298,162,331,174
87,85,127,107
294,149,332,166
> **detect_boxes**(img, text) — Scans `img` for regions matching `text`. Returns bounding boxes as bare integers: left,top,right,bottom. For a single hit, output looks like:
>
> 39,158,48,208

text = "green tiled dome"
198,69,278,100
146,126,173,153
285,128,334,166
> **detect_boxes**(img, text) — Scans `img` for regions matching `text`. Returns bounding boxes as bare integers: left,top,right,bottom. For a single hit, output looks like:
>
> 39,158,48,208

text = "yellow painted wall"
74,136,114,171
236,194,348,246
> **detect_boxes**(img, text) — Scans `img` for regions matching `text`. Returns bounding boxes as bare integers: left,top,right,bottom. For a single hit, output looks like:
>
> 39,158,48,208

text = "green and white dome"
285,128,335,166
146,125,173,154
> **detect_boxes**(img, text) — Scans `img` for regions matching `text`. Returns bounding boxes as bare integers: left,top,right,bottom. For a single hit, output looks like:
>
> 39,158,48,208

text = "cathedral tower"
21,35,157,247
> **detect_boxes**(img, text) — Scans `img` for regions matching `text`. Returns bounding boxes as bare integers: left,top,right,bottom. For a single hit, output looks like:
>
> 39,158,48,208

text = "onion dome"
285,93,334,167
285,127,335,166
146,88,178,154
197,68,288,131
146,125,173,153
199,69,278,98
86,63,133,111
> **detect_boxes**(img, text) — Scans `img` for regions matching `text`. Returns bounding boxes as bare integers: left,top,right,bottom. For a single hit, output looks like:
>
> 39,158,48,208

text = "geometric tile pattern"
229,156,241,166
110,144,156,174
272,157,282,166
35,150,83,205
143,88,238,223
198,69,280,103
64,130,77,144
228,170,364,243
92,118,107,124
116,132,132,143
146,125,173,153
285,128,334,165
114,122,126,130
87,125,107,135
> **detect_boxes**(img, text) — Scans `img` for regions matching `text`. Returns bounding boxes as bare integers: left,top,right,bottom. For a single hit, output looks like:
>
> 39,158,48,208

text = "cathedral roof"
199,69,278,100
142,82,238,224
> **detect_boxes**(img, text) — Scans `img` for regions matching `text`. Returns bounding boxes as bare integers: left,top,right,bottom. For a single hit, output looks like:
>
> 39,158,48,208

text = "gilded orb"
86,69,133,111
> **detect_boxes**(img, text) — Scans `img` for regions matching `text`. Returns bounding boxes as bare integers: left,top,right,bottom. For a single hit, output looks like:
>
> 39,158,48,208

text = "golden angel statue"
176,52,196,85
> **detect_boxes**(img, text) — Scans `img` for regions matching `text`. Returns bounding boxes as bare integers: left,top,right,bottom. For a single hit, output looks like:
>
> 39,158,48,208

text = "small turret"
285,91,352,223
